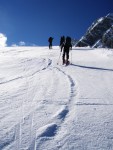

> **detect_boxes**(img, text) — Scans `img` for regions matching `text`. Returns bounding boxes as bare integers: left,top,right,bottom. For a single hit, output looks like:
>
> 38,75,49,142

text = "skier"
48,37,54,49
60,36,65,52
61,36,72,65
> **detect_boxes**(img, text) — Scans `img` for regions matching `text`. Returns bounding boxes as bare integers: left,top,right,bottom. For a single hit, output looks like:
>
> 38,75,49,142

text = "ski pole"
57,51,62,65
70,49,72,64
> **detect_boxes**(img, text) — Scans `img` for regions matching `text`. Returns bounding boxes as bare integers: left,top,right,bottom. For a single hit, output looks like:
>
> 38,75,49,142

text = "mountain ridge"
76,13,113,48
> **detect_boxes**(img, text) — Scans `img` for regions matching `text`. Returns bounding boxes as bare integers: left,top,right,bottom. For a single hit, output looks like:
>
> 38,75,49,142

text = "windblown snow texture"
0,46,113,150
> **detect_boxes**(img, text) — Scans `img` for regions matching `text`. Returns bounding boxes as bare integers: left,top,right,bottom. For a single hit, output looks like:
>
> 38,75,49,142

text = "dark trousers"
62,46,69,63
49,42,52,49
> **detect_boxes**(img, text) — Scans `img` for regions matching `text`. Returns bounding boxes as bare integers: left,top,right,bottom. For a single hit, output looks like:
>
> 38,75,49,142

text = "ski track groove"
25,61,76,149
55,67,76,103
0,58,52,85
0,57,77,150
14,58,52,150
35,66,77,148
0,58,52,150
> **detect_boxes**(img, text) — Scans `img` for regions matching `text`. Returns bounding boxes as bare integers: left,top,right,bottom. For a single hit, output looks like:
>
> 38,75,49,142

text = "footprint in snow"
37,123,57,138
53,106,69,121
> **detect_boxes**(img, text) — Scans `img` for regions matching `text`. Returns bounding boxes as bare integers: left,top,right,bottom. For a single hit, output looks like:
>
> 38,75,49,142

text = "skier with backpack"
48,37,54,49
61,36,72,65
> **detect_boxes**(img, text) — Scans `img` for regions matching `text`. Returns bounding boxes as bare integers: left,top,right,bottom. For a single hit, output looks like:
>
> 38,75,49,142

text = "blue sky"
0,0,113,46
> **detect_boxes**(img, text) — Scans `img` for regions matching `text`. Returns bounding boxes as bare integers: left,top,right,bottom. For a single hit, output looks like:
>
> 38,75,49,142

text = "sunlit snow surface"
0,46,113,150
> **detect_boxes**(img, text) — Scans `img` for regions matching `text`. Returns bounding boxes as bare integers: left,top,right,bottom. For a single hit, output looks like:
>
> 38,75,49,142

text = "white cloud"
11,41,37,47
11,44,18,47
19,41,26,46
0,33,7,47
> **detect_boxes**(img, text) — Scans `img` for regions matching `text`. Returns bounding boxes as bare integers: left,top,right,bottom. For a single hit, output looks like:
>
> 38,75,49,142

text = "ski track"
0,53,77,150
33,67,77,149
0,58,52,85
1,47,113,150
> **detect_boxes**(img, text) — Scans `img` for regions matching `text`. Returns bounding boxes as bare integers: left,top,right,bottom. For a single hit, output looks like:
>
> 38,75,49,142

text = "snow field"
0,46,113,150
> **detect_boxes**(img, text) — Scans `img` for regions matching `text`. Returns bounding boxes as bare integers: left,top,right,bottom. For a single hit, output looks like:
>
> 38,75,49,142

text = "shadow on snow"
71,64,113,72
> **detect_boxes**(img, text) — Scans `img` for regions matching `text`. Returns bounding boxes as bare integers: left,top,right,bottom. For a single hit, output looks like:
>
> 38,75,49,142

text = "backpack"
66,36,72,47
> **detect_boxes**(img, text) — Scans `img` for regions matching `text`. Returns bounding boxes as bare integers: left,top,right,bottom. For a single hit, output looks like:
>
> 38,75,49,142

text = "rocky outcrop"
76,13,113,48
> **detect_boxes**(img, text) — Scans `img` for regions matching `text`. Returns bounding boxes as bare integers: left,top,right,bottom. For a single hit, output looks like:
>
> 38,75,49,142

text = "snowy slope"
0,46,113,150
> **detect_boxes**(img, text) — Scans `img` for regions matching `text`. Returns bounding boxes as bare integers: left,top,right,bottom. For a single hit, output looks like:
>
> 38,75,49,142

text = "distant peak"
76,13,113,48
